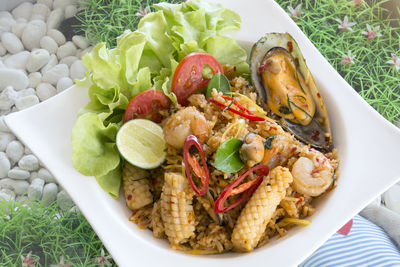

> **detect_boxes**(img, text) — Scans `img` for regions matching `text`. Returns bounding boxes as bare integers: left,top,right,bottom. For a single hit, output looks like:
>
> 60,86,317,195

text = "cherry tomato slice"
123,89,171,123
172,52,223,106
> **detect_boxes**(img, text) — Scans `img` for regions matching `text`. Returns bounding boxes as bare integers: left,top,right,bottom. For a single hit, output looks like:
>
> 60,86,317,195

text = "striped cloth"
300,215,400,267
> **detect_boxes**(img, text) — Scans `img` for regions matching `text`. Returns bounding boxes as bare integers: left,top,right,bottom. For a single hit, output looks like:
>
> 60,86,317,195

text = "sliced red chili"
214,165,269,213
206,96,265,121
183,135,210,196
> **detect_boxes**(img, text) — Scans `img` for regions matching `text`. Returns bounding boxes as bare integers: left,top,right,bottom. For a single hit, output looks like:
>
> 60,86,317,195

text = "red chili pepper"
183,135,210,196
214,165,269,213
206,96,265,121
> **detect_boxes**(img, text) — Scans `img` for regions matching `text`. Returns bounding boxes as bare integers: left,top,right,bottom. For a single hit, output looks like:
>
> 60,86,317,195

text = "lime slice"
116,119,166,169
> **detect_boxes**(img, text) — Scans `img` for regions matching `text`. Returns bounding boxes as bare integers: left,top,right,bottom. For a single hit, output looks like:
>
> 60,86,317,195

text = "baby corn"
122,163,153,210
161,172,195,245
231,166,293,252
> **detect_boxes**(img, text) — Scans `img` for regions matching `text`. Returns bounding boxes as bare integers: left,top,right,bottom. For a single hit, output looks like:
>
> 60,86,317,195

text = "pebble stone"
64,5,77,19
1,32,24,54
53,0,74,10
42,64,69,85
11,20,27,39
27,178,44,200
46,8,64,30
59,56,78,67
70,60,85,80
57,190,74,211
42,182,58,206
4,51,30,70
57,41,77,59
12,2,34,21
0,152,11,178
40,36,58,54
6,140,24,164
28,171,38,183
18,154,40,171
0,188,15,201
28,72,42,88
8,167,30,180
37,0,53,9
41,53,58,74
15,95,40,110
38,168,56,183
0,69,28,91
26,48,50,73
18,87,36,98
0,43,6,56
0,178,29,195
0,132,16,151
36,82,56,101
0,16,16,33
72,35,89,50
47,29,66,46
56,77,73,93
21,20,47,51
0,86,18,110
31,3,50,21
0,116,10,132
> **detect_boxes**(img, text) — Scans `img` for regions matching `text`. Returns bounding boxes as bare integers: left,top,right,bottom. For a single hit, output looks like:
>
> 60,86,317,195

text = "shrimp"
291,149,334,197
163,107,209,149
240,133,265,167
261,133,296,169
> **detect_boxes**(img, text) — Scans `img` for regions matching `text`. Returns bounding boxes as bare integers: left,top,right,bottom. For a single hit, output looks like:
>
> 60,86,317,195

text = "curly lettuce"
72,0,249,197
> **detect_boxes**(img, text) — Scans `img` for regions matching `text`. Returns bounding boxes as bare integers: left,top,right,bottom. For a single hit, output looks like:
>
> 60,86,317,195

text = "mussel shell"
250,33,332,150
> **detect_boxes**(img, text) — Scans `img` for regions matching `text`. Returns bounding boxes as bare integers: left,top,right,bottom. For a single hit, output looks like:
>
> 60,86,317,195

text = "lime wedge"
116,119,166,169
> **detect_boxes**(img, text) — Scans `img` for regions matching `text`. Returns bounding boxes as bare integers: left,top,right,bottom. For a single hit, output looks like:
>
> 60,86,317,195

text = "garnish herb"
263,135,277,149
206,73,231,98
222,99,235,113
214,138,244,173
331,168,337,188
286,93,312,119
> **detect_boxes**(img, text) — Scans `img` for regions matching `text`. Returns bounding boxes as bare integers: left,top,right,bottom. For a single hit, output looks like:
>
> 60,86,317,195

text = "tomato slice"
123,89,171,123
172,52,223,106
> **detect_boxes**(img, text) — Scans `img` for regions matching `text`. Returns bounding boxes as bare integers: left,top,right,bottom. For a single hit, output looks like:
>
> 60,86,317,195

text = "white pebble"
29,171,38,183
38,168,56,183
18,154,39,171
0,11,12,20
47,8,64,30
4,51,30,70
383,185,400,214
37,0,53,9
15,95,39,110
47,29,65,46
0,86,18,110
70,60,85,80
77,46,93,59
30,3,50,21
59,56,78,67
57,189,74,211
41,54,58,74
42,182,58,205
0,152,11,178
0,43,6,56
1,32,24,54
72,35,89,50
0,178,29,195
56,77,73,93
64,5,77,19
0,188,15,201
40,36,58,54
28,178,44,200
0,69,28,91
53,0,74,10
57,42,77,60
6,140,24,164
0,116,10,133
24,146,32,155
42,64,69,85
18,88,35,98
0,17,16,33
11,20,27,39
8,167,30,180
36,83,56,101
28,72,42,88
22,20,47,51
26,48,50,72
12,2,34,21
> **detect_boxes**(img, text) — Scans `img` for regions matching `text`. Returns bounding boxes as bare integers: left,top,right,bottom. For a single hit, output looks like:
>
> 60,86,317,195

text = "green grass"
0,199,116,266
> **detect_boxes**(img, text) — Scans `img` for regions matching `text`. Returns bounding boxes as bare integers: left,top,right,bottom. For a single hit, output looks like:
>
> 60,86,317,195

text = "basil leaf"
215,137,244,173
206,72,231,98
263,135,276,149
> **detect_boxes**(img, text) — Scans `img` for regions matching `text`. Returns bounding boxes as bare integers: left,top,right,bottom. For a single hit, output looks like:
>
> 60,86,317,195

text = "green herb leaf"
263,135,276,149
215,138,244,173
206,72,231,98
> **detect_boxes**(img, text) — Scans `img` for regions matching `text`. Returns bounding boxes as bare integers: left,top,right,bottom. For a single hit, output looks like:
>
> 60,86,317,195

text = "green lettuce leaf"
72,0,249,197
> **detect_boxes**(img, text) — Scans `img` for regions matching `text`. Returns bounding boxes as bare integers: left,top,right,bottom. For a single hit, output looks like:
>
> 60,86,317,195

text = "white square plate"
5,0,400,266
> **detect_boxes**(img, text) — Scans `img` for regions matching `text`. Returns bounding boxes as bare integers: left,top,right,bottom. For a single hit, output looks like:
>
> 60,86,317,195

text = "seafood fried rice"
124,75,339,253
